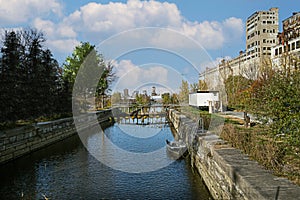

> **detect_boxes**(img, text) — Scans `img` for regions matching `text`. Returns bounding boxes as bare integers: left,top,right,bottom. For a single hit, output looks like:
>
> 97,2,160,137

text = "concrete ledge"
167,108,300,200
0,110,113,165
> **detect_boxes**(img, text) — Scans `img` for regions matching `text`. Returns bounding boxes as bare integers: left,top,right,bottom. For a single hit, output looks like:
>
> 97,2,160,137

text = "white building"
189,91,221,113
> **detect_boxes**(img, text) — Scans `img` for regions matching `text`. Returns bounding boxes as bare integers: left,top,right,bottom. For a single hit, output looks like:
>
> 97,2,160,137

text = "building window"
263,39,266,43
292,42,295,50
297,41,300,49
275,48,278,56
279,47,282,54
263,29,266,33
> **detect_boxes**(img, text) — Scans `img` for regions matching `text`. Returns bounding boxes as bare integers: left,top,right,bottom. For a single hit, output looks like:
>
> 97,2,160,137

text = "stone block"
167,109,300,200
17,133,24,141
14,147,30,158
9,136,16,143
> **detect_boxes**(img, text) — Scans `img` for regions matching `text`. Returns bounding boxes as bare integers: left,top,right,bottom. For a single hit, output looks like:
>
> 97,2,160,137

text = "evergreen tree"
0,29,63,122
0,31,24,121
24,30,45,117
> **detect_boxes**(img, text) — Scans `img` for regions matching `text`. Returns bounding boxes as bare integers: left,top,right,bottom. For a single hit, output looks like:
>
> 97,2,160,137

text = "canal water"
0,116,211,199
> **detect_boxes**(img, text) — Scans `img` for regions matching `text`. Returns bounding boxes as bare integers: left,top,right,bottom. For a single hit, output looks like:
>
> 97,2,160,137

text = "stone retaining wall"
0,110,112,165
167,108,300,200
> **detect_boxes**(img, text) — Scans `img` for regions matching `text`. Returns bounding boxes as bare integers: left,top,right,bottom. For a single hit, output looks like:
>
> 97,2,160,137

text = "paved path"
218,111,260,123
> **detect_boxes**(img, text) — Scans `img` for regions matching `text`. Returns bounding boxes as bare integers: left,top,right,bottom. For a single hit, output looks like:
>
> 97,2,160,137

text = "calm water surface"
0,117,211,199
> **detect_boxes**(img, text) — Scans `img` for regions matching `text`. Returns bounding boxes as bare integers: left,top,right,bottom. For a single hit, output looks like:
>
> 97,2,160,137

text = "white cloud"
223,17,244,41
58,0,243,50
181,21,224,49
33,18,77,39
46,39,80,53
0,0,62,25
1,0,244,64
112,60,171,91
62,0,182,37
33,18,55,38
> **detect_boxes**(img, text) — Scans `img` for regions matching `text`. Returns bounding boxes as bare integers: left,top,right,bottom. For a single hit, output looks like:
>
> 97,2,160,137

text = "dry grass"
220,123,300,186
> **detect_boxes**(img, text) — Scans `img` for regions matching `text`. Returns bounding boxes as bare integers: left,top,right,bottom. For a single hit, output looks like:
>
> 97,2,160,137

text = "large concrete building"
271,12,300,70
200,8,279,89
246,8,279,61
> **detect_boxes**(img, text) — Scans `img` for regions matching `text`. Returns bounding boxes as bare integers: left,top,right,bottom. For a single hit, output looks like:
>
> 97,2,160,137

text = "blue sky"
1,0,299,94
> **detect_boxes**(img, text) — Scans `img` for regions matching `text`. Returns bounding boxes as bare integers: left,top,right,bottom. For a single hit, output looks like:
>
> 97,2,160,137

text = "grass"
176,106,300,186
221,118,300,186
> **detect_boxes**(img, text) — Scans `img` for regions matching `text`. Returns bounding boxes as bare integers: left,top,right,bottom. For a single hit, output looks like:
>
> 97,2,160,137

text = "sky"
1,0,299,94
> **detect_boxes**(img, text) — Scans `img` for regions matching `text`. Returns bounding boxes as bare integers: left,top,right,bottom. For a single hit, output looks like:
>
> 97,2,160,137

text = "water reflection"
0,121,212,199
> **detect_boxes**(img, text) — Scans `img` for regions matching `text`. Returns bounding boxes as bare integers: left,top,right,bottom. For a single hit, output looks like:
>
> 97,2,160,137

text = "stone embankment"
167,108,300,200
0,110,112,165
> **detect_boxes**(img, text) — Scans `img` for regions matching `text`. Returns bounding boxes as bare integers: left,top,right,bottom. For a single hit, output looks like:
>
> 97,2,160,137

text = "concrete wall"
0,110,112,165
167,108,300,200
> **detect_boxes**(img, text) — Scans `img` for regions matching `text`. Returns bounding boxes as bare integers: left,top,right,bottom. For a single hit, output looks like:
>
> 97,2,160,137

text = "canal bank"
167,108,300,200
0,110,113,165
0,109,212,199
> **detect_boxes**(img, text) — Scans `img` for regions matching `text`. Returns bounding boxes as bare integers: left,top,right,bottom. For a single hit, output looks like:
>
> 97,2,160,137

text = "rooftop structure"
200,8,280,89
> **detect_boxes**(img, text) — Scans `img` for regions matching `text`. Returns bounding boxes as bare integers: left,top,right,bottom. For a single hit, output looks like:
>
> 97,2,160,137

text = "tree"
0,29,63,122
225,75,252,109
0,31,24,121
249,70,300,145
178,80,189,104
135,93,150,106
190,83,198,93
162,93,171,105
198,80,208,91
95,62,115,109
171,93,179,104
62,42,115,111
62,42,95,92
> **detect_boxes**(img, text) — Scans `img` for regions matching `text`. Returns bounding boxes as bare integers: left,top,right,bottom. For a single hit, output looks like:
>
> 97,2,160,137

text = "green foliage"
178,80,189,103
189,83,198,93
249,71,300,146
225,75,252,110
135,93,150,106
221,124,287,172
62,42,95,89
0,29,65,122
198,80,208,91
62,42,115,110
162,93,171,105
171,93,179,104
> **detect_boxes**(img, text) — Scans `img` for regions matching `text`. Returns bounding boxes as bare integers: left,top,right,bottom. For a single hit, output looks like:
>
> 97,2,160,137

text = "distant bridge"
112,104,170,125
